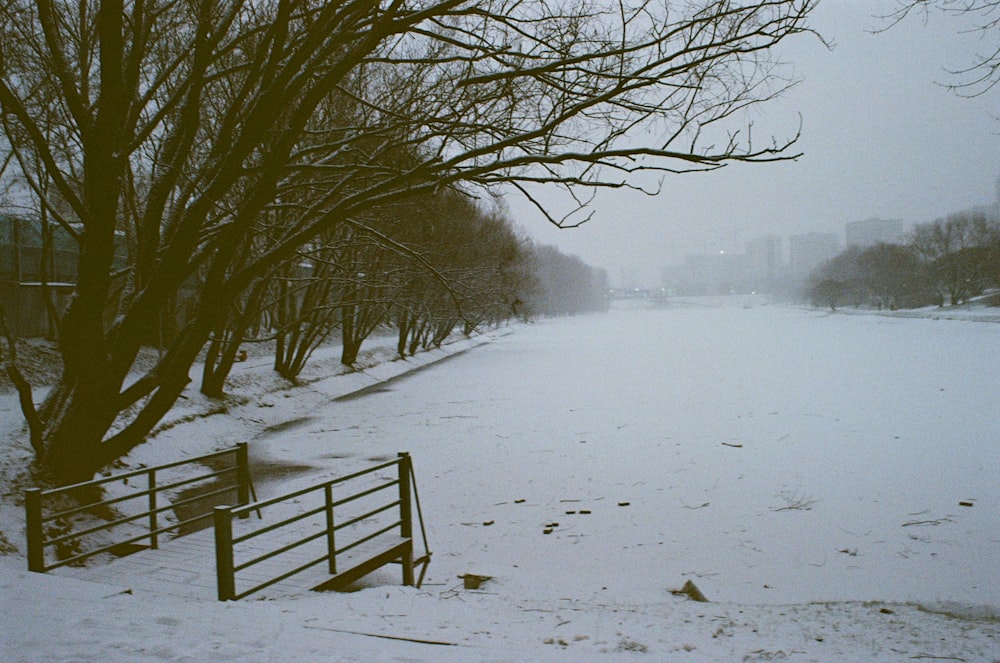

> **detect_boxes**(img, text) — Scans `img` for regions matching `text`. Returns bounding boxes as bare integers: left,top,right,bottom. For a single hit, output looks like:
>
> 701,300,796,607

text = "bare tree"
806,246,867,310
337,228,393,366
855,243,932,310
807,242,937,311
910,212,995,304
885,0,1000,95
0,0,817,483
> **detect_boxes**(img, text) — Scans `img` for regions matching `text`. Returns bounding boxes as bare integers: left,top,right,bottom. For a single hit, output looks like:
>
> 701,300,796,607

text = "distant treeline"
805,212,1000,310
1,196,608,383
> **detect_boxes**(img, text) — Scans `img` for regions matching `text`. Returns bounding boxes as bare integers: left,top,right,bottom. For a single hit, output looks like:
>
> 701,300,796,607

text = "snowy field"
2,300,999,661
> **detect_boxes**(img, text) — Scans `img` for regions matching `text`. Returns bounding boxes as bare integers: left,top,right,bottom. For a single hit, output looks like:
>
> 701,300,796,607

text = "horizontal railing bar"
231,505,326,545
44,547,109,571
132,446,239,474
153,467,237,493
233,555,329,600
230,459,400,517
40,495,131,523
166,483,239,511
129,499,197,523
44,548,103,571
76,484,237,525
231,483,324,514
45,509,156,547
39,470,239,523
47,490,236,548
41,485,164,521
158,510,214,534
331,480,399,509
38,447,240,498
325,458,399,486
333,501,400,532
335,522,402,556
234,529,328,573
44,508,217,564
43,525,164,571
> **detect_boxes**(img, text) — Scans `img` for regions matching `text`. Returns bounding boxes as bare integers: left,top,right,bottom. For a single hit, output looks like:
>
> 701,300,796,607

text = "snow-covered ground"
2,300,999,662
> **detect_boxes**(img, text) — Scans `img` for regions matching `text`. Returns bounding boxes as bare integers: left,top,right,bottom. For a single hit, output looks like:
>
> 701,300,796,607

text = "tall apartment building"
746,234,783,285
845,218,904,248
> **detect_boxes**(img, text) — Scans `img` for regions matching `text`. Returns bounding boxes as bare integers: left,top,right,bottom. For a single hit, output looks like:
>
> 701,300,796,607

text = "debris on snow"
672,579,710,603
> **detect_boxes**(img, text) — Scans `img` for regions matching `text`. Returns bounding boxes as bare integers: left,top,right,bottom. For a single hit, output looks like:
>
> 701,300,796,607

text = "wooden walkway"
52,526,409,601
53,529,221,600
30,453,423,601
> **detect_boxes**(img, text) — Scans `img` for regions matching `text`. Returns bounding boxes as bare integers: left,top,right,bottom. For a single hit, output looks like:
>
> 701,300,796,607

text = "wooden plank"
53,529,224,600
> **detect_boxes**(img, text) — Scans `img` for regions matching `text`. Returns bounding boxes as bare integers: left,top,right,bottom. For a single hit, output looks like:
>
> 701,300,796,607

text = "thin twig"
302,625,459,647
902,517,955,527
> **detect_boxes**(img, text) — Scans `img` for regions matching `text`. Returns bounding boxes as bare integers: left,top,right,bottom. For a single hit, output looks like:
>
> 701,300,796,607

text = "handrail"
25,443,254,573
40,447,242,493
31,465,238,524
228,458,399,516
214,452,430,601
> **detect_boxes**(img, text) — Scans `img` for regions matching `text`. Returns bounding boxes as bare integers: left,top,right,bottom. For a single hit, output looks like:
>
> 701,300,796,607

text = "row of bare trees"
806,212,1000,310
199,189,610,397
0,0,816,483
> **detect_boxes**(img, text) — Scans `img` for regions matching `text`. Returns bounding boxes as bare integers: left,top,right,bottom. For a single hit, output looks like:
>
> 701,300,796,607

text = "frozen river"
5,301,1000,663
256,301,1000,606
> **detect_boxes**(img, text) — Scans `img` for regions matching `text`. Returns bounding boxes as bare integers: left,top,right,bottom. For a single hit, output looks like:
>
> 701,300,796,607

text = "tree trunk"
396,310,413,358
35,274,228,484
201,325,243,398
341,302,360,365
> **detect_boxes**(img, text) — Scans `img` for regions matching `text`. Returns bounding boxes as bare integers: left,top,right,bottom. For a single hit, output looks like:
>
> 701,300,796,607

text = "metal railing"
214,452,430,601
25,443,253,572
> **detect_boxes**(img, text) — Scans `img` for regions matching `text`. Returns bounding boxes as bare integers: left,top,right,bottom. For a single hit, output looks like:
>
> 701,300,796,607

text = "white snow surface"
2,300,999,662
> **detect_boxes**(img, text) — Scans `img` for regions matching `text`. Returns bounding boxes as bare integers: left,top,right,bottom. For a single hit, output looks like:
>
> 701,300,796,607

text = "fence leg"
324,484,337,575
148,469,158,550
214,506,236,601
25,488,45,572
397,453,414,586
236,443,250,519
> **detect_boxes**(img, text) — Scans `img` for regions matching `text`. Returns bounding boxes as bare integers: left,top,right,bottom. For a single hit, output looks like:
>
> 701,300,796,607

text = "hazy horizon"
507,1,1000,288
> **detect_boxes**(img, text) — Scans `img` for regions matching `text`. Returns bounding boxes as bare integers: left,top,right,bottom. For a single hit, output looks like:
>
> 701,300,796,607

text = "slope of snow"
2,302,999,661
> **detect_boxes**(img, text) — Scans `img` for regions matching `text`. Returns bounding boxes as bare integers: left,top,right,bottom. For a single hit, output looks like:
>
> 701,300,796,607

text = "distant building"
845,218,904,248
789,232,839,276
746,235,783,287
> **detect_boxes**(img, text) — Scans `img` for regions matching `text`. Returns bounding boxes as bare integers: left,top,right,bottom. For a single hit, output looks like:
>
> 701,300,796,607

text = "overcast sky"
505,0,1000,288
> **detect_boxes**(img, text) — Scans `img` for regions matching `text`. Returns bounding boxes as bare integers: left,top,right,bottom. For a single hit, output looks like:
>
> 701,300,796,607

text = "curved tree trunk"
200,325,244,398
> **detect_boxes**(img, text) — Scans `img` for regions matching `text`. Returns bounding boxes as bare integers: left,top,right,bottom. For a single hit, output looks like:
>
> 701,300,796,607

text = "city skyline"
509,1,1000,289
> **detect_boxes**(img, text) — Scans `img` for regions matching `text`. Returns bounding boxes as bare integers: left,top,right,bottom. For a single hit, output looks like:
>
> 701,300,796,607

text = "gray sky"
506,1,1000,288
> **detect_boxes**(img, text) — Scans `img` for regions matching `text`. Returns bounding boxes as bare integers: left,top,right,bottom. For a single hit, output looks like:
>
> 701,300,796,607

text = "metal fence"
213,452,430,601
25,444,253,572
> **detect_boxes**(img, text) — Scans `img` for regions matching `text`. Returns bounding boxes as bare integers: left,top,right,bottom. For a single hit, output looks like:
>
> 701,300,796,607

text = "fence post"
397,453,414,586
148,468,159,550
25,488,45,572
236,443,250,519
214,506,235,601
324,484,337,575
